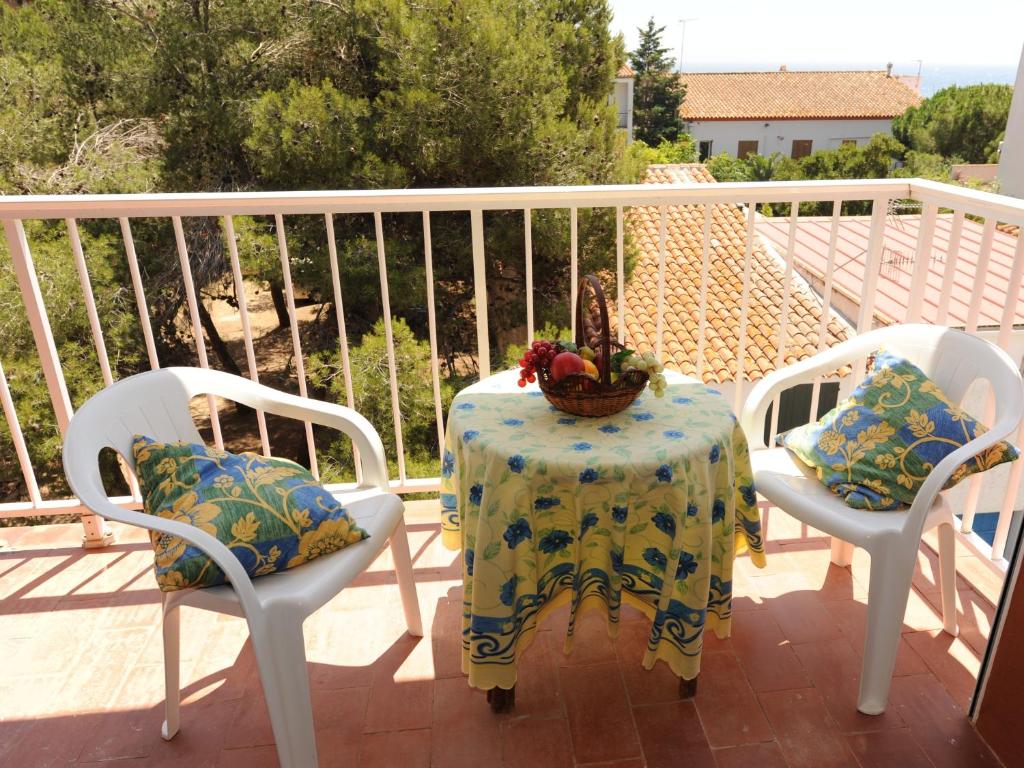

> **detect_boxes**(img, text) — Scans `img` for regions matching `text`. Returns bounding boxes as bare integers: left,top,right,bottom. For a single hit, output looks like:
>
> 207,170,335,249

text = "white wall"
998,45,1024,198
610,78,634,142
684,118,895,159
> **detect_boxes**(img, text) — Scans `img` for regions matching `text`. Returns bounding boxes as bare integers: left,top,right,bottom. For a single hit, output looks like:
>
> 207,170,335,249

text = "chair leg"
161,595,181,741
830,537,855,567
857,545,917,715
937,522,959,637
249,618,318,768
390,517,424,637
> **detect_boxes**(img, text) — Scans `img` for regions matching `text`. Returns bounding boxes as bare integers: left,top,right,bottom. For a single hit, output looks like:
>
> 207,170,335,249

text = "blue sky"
609,1,1024,70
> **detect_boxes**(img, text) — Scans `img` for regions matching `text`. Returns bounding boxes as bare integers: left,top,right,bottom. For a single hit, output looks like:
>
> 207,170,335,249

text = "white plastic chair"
740,324,1023,715
62,367,423,768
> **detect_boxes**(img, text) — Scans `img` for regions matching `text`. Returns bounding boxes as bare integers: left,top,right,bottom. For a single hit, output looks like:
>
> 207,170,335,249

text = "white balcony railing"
1,178,1023,564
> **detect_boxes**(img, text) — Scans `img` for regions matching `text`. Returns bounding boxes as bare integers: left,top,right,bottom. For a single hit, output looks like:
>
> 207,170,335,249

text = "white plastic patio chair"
740,324,1022,715
62,367,423,768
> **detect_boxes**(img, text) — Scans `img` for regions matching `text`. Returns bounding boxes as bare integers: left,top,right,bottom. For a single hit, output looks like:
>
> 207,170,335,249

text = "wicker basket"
538,275,648,417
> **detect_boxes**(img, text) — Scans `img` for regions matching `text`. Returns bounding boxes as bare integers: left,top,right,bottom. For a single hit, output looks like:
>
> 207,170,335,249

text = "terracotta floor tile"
558,611,619,667
821,599,929,677
768,592,844,644
952,554,1003,607
430,676,503,768
844,730,933,768
560,662,642,764
217,745,280,768
78,664,167,762
501,716,573,768
791,638,905,733
513,630,566,718
634,700,716,768
712,741,788,768
363,676,434,734
759,688,858,768
576,760,645,768
693,651,775,747
430,595,467,680
888,675,1000,768
358,728,431,768
616,620,683,706
729,611,810,692
919,588,993,657
902,630,981,711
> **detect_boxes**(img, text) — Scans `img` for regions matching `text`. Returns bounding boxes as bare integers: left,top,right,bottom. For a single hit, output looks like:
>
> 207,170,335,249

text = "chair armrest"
906,410,1021,533
185,369,390,491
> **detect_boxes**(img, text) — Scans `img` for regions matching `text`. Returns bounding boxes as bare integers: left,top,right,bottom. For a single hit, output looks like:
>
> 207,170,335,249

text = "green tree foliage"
705,152,749,182
0,0,635,506
629,19,685,145
308,317,455,482
893,84,1013,163
627,136,698,166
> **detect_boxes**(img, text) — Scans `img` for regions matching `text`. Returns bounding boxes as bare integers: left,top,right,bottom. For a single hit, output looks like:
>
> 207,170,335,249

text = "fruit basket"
517,274,666,417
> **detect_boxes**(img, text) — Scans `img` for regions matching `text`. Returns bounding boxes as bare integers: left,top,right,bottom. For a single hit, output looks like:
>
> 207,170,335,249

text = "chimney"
886,62,893,77
779,64,788,72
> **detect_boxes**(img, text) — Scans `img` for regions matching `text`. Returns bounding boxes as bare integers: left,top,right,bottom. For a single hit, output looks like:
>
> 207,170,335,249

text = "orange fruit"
582,359,599,379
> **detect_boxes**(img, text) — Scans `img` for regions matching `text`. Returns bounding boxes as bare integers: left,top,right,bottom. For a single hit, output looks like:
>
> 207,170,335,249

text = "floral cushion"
780,351,1018,510
132,435,369,591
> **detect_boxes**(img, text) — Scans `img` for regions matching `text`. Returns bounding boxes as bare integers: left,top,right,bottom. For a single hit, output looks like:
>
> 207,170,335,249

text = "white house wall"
684,119,896,158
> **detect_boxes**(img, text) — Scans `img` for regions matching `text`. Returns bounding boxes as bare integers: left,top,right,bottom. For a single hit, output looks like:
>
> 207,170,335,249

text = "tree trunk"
270,281,290,329
196,300,242,376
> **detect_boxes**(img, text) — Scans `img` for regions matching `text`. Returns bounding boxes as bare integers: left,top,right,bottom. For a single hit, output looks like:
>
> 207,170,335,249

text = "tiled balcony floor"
0,502,1005,768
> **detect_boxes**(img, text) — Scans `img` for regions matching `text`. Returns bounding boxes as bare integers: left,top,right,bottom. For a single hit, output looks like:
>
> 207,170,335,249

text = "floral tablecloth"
440,369,766,690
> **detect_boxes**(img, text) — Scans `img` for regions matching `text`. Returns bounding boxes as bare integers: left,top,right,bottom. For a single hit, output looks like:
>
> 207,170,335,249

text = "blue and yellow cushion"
781,351,1018,510
132,435,369,591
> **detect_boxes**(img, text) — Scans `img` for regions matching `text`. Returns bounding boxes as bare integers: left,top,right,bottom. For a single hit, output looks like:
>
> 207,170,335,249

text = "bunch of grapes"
622,351,668,397
518,339,558,387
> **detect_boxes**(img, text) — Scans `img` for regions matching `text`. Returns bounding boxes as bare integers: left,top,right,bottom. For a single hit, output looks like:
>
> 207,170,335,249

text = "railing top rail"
909,178,1024,225
0,179,919,219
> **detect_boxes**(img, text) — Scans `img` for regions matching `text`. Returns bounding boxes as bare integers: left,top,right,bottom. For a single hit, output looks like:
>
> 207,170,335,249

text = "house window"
791,139,813,159
737,140,758,159
698,140,713,161
841,139,857,147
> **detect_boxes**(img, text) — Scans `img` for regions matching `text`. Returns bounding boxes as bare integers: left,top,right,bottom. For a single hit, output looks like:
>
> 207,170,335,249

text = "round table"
440,369,766,696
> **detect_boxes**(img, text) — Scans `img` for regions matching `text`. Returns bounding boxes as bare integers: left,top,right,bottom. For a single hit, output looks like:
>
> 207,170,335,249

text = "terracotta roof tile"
679,70,921,120
617,64,635,78
615,164,849,384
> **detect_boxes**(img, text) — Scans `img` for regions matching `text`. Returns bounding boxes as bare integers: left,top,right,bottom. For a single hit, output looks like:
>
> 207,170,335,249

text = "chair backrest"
64,368,209,478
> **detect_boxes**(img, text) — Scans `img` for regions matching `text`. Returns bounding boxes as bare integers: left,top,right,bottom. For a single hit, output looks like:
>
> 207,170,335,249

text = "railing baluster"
809,200,842,421
374,211,407,484
422,212,446,467
616,206,625,345
935,210,965,325
273,214,318,477
67,219,113,387
325,213,362,484
905,203,938,322
0,359,42,507
853,197,891,386
988,233,1024,559
769,204,799,443
223,216,270,457
470,209,490,379
733,203,756,414
68,218,140,500
570,207,578,339
171,215,223,449
695,203,713,381
959,217,999,533
119,217,160,371
656,205,667,360
4,218,109,545
525,208,534,345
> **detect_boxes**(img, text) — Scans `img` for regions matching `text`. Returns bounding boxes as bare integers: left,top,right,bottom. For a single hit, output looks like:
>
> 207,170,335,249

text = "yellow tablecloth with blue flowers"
440,370,766,690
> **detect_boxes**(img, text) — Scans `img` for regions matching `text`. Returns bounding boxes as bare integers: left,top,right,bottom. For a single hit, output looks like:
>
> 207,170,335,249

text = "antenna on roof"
886,62,893,76
779,64,787,72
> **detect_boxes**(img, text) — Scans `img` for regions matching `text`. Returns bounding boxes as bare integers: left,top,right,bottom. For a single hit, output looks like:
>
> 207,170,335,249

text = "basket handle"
575,274,612,386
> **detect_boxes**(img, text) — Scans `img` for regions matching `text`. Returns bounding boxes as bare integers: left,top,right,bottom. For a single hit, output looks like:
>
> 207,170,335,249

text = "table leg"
679,676,698,700
487,685,516,713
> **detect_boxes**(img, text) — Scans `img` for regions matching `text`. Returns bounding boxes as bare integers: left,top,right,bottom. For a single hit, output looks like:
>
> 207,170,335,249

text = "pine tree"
629,19,685,145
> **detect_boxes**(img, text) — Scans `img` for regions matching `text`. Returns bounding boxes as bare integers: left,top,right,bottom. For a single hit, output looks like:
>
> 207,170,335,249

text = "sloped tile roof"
679,70,921,120
617,64,635,78
617,164,850,384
